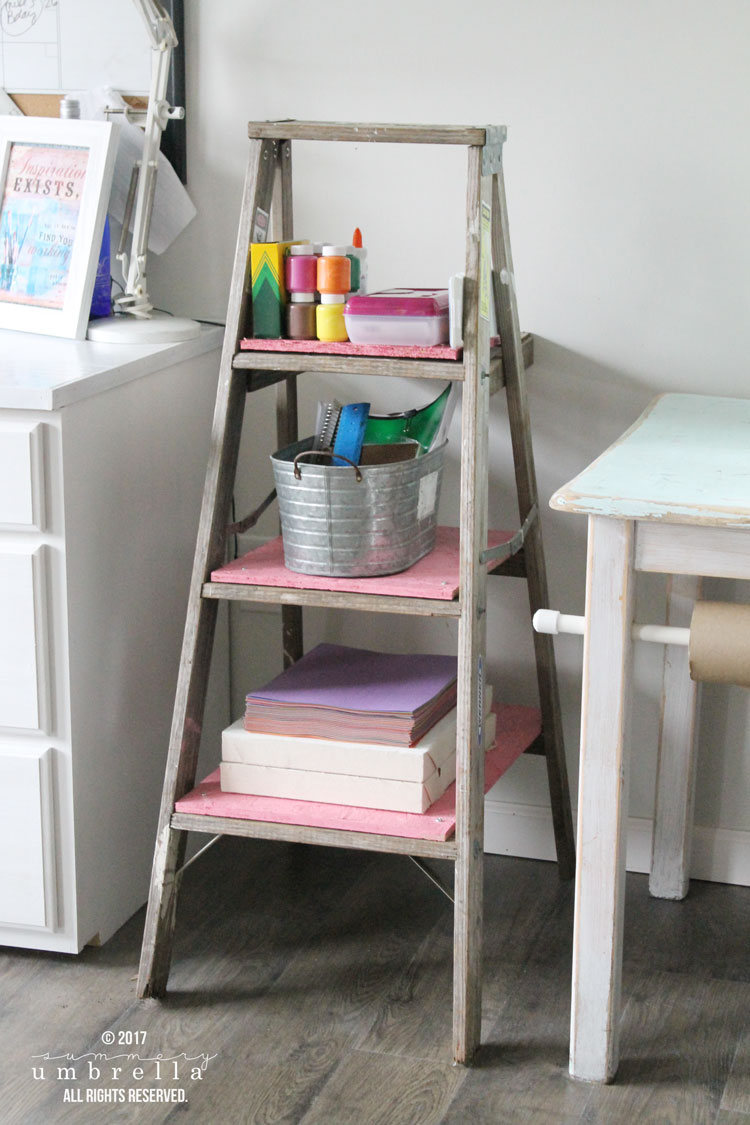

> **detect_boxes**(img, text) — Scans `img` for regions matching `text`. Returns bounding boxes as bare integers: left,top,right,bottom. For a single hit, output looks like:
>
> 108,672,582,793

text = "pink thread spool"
317,245,351,296
285,244,318,294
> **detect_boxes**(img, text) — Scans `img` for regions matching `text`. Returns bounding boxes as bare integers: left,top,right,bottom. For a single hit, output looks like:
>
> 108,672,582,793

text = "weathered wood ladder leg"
452,141,490,1064
137,138,279,997
270,136,304,669
490,149,576,881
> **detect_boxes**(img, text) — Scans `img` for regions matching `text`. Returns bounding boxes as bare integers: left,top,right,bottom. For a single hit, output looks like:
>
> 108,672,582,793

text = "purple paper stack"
218,643,467,814
243,643,457,746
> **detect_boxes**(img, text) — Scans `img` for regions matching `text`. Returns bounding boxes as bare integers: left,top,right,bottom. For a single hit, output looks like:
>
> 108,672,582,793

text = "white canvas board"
223,689,495,782
220,753,457,815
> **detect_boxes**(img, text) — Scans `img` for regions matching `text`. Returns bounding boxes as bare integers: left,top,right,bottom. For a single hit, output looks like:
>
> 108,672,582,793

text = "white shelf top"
551,393,750,528
0,324,224,411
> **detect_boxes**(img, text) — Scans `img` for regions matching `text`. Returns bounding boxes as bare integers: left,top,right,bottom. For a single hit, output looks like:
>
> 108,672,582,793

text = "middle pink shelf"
211,526,515,600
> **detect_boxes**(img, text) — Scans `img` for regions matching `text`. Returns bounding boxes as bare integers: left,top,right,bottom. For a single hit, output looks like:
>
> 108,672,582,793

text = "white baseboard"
484,798,750,887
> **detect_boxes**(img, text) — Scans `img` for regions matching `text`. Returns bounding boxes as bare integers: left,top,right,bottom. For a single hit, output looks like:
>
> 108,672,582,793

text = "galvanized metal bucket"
271,437,446,577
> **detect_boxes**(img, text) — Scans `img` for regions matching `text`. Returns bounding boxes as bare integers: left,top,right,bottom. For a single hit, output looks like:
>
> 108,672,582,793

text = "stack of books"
220,643,496,814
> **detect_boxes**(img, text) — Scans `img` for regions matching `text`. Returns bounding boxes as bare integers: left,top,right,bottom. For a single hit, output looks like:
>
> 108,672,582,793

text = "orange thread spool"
317,245,351,295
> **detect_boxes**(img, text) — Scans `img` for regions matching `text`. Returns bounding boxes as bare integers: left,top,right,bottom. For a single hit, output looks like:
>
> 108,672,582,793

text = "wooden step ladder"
137,121,575,1065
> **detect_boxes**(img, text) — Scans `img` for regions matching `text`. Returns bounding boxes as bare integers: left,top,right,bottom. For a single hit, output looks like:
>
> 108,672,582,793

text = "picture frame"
0,116,118,340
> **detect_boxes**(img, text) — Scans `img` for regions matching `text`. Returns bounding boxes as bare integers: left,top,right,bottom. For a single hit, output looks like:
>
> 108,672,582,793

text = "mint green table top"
550,393,750,528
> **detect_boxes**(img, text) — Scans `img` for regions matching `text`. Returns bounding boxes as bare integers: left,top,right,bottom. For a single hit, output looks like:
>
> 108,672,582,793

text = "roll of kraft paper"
689,601,750,686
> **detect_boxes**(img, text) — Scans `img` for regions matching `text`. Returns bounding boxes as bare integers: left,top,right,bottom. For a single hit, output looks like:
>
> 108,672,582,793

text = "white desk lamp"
88,0,199,343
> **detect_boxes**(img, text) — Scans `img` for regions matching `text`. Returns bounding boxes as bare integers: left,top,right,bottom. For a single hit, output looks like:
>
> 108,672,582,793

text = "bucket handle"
293,450,363,482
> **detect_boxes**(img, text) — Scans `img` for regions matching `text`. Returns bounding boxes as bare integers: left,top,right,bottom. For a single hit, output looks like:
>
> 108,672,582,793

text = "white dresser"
0,325,227,952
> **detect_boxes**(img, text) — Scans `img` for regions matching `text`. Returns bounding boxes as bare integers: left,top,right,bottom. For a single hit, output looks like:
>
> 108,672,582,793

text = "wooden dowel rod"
534,609,690,647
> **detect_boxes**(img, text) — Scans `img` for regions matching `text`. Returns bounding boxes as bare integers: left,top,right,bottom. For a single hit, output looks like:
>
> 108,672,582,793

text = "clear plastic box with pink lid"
343,288,449,346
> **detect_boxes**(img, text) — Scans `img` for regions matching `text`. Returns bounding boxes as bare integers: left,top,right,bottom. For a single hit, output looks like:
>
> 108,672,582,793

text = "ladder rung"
247,121,487,146
235,350,467,382
171,811,459,861
202,582,463,618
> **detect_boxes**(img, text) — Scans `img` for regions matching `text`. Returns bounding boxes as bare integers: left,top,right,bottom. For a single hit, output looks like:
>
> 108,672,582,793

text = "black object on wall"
161,0,187,183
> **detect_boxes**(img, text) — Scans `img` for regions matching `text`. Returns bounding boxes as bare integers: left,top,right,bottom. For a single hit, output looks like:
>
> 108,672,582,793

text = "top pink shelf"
239,338,463,361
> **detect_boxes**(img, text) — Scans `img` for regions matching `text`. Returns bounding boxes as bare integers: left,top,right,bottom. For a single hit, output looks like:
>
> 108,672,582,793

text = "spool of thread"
285,244,318,294
316,293,348,342
59,96,81,119
286,293,317,340
317,245,351,296
689,601,750,686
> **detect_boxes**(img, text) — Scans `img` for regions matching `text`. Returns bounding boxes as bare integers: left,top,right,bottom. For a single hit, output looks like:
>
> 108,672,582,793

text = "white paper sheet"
75,86,196,255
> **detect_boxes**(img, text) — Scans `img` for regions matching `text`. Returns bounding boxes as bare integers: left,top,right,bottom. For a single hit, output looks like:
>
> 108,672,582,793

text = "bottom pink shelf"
174,704,540,843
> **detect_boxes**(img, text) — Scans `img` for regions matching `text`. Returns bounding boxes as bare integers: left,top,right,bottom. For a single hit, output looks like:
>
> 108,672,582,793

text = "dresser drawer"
0,548,50,732
0,421,45,530
0,746,57,929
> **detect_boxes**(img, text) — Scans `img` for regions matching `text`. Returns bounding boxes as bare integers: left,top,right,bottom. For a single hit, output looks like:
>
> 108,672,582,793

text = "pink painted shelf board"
240,338,463,361
211,526,514,600
239,337,501,361
174,703,540,842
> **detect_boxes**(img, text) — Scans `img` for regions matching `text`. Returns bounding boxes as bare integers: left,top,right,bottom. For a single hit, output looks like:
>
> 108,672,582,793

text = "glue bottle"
349,228,368,294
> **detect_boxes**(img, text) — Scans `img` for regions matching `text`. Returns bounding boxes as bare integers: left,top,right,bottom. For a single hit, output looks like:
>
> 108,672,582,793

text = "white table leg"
649,573,702,900
570,516,635,1083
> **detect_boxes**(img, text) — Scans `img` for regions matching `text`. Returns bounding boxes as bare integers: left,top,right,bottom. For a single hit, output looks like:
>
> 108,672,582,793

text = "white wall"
150,1,750,880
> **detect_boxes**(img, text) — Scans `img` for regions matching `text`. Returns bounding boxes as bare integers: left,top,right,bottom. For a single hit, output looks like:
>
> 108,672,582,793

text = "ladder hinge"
480,503,537,565
482,125,507,176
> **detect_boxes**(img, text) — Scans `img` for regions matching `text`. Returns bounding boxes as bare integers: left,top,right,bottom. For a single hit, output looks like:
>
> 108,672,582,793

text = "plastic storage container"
344,288,450,346
271,437,445,577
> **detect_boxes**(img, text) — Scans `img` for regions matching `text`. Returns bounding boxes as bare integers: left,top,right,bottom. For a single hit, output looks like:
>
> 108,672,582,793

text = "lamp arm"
131,0,178,52
116,0,182,318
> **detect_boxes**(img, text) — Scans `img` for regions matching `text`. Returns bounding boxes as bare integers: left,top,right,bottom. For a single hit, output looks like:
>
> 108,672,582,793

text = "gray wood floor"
3,837,749,1124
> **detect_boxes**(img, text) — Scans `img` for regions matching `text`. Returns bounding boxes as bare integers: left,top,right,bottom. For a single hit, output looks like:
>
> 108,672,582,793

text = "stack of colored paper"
218,643,496,814
243,643,458,746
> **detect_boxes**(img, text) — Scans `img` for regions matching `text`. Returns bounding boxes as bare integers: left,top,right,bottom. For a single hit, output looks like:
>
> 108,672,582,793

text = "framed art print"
0,116,118,339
